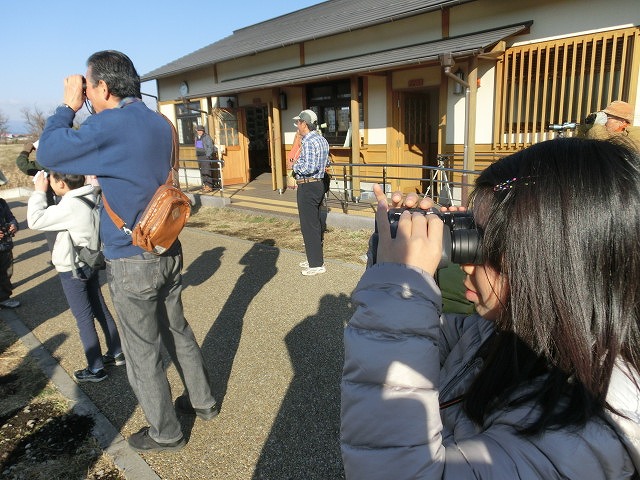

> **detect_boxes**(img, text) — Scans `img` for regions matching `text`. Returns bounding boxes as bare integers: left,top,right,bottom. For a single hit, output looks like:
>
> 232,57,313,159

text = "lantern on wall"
279,91,288,110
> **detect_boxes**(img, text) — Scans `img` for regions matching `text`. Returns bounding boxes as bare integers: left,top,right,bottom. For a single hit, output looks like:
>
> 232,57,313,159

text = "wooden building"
142,0,640,196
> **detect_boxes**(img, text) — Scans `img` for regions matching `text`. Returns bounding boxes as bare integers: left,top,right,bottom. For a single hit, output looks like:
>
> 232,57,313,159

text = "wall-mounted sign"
408,78,424,88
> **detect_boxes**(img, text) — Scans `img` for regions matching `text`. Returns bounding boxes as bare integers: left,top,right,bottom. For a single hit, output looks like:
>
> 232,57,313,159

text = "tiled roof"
192,22,531,96
141,0,477,80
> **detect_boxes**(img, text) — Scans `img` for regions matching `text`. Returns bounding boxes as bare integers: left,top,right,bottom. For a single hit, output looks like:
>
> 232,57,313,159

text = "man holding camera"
290,109,330,276
37,50,217,453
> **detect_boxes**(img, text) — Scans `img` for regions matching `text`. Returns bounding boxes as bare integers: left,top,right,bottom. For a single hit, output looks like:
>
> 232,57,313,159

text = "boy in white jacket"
27,171,125,383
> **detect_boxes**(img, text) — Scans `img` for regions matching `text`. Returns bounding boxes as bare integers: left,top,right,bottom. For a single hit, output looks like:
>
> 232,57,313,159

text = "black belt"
296,177,322,185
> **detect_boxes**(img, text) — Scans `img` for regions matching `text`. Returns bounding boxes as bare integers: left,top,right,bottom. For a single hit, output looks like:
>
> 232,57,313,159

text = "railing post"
382,166,387,196
342,165,349,213
216,160,224,192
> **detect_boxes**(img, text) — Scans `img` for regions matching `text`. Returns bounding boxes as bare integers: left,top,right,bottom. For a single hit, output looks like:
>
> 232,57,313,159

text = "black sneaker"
127,427,185,452
0,298,20,308
175,395,219,421
102,352,126,367
74,368,107,383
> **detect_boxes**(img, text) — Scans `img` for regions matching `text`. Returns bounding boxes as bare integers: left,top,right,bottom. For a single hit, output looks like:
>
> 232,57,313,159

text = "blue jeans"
107,248,215,443
58,265,122,372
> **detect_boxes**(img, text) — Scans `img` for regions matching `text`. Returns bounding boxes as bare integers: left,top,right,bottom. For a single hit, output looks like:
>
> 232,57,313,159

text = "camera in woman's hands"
375,208,483,268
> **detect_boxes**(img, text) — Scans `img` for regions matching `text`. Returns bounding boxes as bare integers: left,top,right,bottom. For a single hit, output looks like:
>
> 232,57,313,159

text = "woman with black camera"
341,137,640,479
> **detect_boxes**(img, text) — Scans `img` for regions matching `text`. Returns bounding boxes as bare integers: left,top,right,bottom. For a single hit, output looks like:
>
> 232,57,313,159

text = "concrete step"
229,192,297,207
230,199,299,216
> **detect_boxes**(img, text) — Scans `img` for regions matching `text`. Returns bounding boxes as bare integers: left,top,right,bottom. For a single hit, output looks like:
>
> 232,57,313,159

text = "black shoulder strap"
75,196,96,210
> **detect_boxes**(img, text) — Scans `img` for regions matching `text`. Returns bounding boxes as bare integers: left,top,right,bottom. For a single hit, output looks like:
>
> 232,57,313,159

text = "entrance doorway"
245,106,271,180
392,90,437,193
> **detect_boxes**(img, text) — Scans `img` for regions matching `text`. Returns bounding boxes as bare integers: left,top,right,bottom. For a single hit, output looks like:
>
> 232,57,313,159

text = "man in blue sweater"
38,50,217,452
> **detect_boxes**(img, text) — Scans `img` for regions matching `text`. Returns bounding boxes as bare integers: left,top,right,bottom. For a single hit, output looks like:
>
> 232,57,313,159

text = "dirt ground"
0,321,125,480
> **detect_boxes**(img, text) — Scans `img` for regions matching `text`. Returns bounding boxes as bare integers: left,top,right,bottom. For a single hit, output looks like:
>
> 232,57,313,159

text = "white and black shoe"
74,368,107,383
301,266,326,276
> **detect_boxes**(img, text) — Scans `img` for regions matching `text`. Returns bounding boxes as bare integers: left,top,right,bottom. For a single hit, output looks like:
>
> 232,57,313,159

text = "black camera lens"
376,208,483,269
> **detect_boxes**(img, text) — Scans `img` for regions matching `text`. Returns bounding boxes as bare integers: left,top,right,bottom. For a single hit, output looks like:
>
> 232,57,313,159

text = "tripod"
424,158,453,207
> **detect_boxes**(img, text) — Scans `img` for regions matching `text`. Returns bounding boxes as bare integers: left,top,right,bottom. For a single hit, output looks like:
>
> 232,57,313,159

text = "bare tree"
21,105,48,138
0,109,8,142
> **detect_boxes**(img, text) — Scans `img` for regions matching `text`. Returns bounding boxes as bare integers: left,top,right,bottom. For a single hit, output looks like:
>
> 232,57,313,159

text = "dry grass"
187,207,370,264
0,321,125,480
0,144,35,189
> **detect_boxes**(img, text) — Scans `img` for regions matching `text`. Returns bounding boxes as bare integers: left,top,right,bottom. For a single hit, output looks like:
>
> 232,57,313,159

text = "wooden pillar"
467,57,478,173
271,88,284,192
350,75,361,199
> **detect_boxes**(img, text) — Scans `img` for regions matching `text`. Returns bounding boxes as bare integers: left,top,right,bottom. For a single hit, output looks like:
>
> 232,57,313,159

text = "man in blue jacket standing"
38,50,217,452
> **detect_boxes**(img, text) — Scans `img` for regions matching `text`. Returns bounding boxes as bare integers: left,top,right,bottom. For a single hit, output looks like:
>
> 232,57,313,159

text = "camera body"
377,208,483,269
0,224,13,251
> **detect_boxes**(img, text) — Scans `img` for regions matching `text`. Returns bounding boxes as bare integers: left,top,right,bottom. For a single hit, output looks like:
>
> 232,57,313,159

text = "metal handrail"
325,158,482,213
178,158,225,192
175,155,492,213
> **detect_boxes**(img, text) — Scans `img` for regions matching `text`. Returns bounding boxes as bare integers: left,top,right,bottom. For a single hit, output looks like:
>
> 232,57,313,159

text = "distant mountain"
6,120,27,135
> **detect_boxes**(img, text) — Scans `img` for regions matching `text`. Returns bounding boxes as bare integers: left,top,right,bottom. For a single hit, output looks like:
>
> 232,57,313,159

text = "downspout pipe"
444,65,471,205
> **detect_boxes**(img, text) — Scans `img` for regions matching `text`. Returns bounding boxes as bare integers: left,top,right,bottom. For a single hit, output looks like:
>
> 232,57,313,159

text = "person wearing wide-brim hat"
602,100,634,133
580,100,640,150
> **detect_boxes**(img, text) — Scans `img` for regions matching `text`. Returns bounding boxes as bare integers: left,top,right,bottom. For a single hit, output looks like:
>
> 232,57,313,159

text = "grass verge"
0,320,125,480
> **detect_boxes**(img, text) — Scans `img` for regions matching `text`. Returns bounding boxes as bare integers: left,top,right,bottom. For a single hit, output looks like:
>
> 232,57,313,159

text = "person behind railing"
194,125,220,192
341,137,640,479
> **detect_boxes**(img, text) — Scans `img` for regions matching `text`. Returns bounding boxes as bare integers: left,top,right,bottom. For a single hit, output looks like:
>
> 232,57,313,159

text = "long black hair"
464,137,640,433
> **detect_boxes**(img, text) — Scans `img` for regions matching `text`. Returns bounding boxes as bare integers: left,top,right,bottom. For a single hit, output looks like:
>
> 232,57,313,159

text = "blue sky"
1,0,324,133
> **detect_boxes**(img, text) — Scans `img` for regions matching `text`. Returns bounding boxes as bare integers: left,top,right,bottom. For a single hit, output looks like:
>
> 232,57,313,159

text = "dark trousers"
0,250,13,301
58,266,122,372
296,181,326,267
197,155,221,189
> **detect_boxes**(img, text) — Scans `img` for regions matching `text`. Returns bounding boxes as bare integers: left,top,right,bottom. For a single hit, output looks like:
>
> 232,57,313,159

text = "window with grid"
175,102,201,145
306,79,363,146
496,27,639,150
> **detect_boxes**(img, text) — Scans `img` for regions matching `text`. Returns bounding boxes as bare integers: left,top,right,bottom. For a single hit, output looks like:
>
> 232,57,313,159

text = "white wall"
217,45,300,81
367,76,387,145
475,63,497,144
451,0,639,42
158,67,215,102
305,13,442,64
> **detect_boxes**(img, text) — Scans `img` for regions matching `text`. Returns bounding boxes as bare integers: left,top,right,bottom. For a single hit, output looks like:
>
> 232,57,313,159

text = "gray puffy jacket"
341,263,640,479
